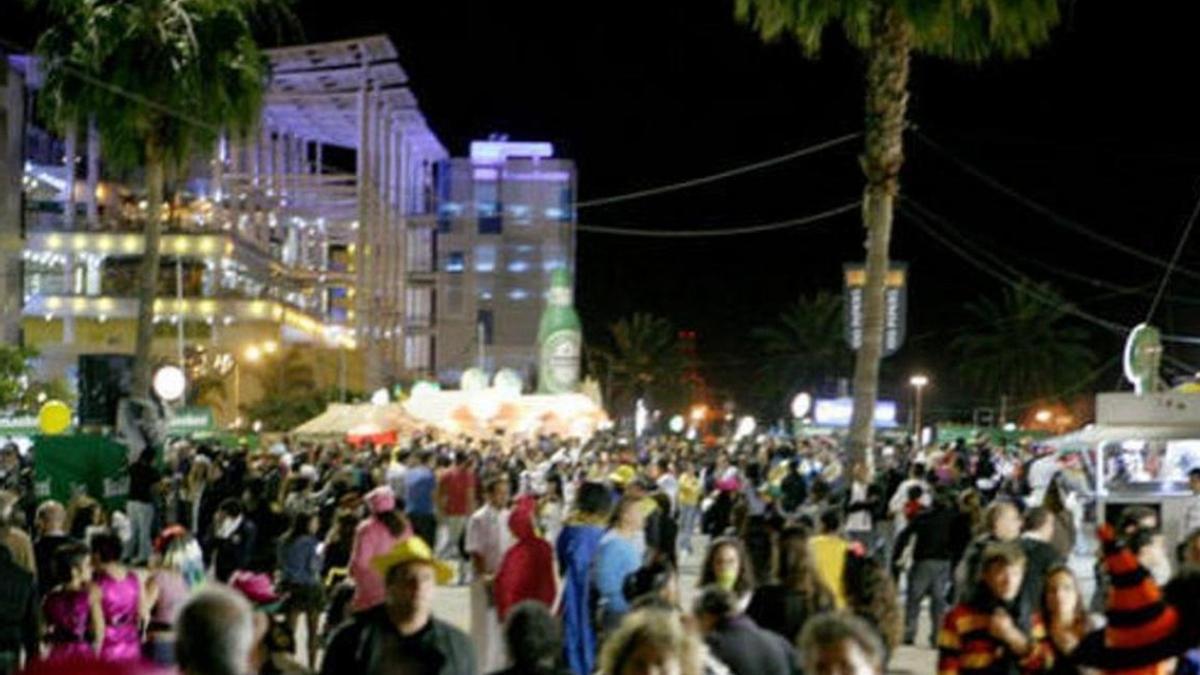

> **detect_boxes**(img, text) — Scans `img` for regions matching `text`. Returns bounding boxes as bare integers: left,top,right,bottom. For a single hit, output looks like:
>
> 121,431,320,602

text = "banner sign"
844,263,907,357
168,406,215,434
33,433,129,512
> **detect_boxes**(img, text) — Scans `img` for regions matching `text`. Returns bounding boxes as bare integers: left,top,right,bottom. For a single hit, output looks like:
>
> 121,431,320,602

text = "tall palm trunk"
131,142,164,399
847,5,911,468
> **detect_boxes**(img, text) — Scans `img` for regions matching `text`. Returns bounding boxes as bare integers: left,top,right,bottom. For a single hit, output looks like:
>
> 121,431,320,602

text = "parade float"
1044,324,1200,551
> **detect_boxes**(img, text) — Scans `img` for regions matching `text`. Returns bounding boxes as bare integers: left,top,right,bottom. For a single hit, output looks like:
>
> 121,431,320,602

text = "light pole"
909,374,929,449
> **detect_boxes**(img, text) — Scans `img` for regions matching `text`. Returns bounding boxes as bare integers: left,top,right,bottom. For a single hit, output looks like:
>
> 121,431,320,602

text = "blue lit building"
427,140,576,386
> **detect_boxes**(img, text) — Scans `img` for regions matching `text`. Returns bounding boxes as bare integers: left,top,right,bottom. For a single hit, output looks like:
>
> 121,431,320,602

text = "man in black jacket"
893,490,957,647
695,585,799,675
323,537,475,675
207,498,256,582
0,534,38,675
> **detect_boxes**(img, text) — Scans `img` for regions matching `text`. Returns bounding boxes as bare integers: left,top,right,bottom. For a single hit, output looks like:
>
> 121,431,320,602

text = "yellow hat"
609,464,637,486
370,536,454,585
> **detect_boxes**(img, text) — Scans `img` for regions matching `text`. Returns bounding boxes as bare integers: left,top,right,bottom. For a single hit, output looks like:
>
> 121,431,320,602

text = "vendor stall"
1044,391,1200,551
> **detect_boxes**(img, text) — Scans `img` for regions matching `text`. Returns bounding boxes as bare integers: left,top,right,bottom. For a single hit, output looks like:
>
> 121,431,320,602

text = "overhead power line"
573,131,862,209
913,130,1200,285
1144,189,1200,322
900,202,1127,334
901,201,1199,374
576,201,860,238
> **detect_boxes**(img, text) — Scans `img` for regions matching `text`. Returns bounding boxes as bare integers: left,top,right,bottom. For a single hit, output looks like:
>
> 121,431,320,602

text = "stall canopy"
403,390,608,439
1044,424,1200,448
291,403,418,444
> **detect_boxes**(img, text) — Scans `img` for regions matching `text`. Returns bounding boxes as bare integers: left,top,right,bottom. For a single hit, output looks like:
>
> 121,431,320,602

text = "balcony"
22,295,354,348
26,230,235,259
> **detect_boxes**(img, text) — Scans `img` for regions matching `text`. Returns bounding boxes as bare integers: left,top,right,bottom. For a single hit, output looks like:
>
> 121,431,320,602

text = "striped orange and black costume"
937,603,1053,675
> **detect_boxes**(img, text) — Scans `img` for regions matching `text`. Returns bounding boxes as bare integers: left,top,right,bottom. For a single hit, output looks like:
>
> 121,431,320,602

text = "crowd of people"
0,431,1198,675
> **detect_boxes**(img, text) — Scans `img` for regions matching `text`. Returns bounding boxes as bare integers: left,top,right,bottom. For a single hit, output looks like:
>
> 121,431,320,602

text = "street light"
1035,409,1053,424
909,374,929,450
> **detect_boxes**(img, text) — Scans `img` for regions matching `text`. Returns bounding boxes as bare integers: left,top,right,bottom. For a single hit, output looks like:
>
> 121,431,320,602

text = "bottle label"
541,330,581,392
548,286,572,307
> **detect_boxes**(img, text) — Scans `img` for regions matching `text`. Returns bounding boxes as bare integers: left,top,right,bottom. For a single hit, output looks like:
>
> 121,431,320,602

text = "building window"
478,214,502,235
558,186,573,222
477,309,494,345
477,180,502,234
446,251,465,273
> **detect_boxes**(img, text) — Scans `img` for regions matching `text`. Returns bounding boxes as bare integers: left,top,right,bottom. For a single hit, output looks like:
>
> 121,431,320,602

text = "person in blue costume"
593,496,647,633
557,481,613,675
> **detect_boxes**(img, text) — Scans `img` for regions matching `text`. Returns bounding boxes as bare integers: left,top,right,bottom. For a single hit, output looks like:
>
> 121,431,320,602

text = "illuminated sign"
469,141,554,164
812,398,898,428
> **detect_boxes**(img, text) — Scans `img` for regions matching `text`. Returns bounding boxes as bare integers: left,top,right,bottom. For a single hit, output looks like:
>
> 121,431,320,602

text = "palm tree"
244,347,327,431
951,284,1095,409
736,0,1062,463
34,0,270,399
592,313,685,416
752,291,852,410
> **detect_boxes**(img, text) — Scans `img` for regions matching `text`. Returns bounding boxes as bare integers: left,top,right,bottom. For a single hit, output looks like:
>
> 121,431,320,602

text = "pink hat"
229,571,281,607
365,485,396,514
715,476,742,492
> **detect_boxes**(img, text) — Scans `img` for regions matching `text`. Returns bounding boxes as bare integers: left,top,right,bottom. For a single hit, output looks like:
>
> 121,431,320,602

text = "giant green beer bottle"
537,268,582,393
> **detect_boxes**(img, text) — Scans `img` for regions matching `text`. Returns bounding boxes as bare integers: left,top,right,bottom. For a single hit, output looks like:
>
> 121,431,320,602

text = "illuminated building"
8,37,447,418
426,139,577,385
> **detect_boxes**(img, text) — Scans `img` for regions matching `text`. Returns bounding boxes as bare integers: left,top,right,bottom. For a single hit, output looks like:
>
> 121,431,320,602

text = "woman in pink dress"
42,541,104,661
91,533,143,662
348,486,411,612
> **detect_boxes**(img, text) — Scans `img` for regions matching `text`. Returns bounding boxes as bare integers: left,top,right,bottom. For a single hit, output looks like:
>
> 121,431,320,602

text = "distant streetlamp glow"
791,392,813,419
1035,409,1053,424
690,405,707,423
244,345,262,363
262,340,278,355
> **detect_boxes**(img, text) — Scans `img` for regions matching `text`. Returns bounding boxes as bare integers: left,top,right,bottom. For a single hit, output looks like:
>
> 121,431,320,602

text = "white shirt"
888,478,932,530
385,462,408,501
657,474,679,511
465,504,512,575
845,481,872,533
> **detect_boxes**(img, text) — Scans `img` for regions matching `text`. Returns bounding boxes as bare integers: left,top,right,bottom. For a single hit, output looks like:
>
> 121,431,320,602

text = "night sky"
9,2,1200,417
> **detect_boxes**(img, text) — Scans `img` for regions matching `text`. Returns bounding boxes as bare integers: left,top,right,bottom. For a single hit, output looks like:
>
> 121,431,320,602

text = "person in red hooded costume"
494,494,557,623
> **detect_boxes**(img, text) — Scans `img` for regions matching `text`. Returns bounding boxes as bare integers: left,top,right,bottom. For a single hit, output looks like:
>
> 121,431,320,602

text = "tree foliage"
751,291,852,410
951,284,1095,406
590,313,686,415
243,347,329,431
734,0,1061,62
34,0,271,171
0,345,37,410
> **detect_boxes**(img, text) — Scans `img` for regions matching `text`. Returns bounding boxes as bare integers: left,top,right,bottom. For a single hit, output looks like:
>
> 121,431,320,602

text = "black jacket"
705,615,799,675
0,547,38,658
893,506,958,563
1017,537,1062,619
746,584,834,644
208,518,257,582
322,606,476,675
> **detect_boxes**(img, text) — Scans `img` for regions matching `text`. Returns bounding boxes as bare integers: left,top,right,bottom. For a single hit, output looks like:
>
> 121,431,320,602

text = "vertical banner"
844,263,908,357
